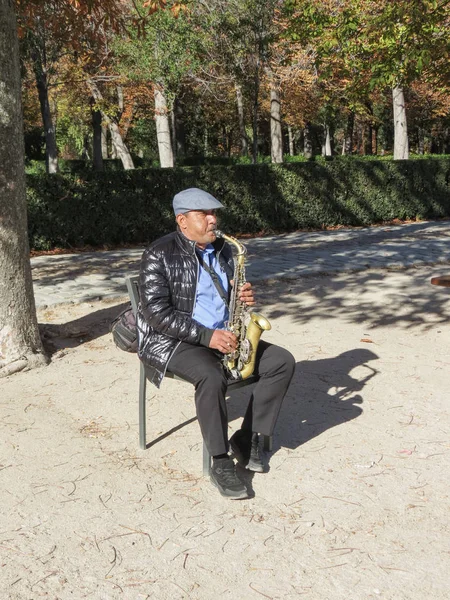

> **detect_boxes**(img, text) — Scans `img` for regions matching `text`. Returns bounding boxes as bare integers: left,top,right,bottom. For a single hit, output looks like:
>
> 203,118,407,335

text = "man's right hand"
209,330,238,354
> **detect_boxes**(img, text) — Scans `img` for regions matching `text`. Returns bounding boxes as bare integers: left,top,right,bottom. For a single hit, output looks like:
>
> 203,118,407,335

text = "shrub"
26,158,450,250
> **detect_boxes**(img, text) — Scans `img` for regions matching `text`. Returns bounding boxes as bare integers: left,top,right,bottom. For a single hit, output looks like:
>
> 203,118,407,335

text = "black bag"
110,304,138,353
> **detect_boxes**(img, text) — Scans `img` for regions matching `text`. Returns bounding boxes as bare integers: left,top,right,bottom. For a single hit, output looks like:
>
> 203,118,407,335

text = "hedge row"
26,158,450,250
25,153,450,175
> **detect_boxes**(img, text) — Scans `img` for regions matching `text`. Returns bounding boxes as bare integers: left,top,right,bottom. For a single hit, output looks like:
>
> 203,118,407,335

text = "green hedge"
26,158,450,250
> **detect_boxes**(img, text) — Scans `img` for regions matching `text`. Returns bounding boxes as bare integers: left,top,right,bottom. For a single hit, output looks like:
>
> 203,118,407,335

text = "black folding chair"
126,275,272,475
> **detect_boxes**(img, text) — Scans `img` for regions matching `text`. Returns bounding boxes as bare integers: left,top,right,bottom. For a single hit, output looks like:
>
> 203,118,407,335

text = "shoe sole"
246,459,265,473
210,475,249,499
229,443,265,473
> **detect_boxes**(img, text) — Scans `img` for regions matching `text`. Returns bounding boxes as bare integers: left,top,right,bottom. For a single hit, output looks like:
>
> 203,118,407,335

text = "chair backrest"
126,275,140,315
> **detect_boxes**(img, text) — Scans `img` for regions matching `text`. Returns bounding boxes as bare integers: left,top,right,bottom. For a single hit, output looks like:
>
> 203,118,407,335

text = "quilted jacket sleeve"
139,246,214,347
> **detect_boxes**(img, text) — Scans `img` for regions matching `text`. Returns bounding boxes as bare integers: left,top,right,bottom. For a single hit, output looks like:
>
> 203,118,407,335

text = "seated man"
137,188,295,499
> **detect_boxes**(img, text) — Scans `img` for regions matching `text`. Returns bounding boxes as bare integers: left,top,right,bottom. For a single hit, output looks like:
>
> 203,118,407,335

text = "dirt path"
1,267,450,599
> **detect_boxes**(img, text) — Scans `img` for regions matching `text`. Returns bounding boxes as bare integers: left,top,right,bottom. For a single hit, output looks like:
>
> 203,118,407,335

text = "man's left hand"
239,282,256,306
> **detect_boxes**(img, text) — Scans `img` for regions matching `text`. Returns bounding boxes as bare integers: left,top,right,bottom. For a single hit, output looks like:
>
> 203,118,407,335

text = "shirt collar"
198,244,215,255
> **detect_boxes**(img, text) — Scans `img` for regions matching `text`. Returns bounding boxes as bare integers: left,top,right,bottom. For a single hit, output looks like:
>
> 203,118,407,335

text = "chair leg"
263,435,273,453
203,441,211,476
139,363,147,450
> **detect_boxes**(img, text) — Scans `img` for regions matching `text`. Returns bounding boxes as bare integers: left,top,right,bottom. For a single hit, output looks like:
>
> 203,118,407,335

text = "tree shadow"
32,249,143,288
258,268,450,332
38,301,129,355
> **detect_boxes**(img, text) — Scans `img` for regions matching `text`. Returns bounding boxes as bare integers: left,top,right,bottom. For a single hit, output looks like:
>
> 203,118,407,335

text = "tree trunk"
270,81,283,163
30,47,58,173
364,125,373,155
204,126,209,157
81,136,90,160
323,123,333,156
110,138,117,159
392,85,409,160
304,122,313,159
108,121,135,169
443,128,450,154
430,134,440,154
342,112,354,155
372,127,378,155
0,0,48,377
235,84,248,156
91,105,103,171
101,124,108,158
356,120,363,154
174,97,186,159
226,127,233,157
417,126,425,155
87,80,134,170
116,85,124,118
154,86,174,168
221,125,227,156
170,109,177,166
252,69,260,164
288,125,294,156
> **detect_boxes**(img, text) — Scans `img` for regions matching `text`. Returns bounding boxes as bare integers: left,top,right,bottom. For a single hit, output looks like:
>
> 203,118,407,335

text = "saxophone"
215,230,271,380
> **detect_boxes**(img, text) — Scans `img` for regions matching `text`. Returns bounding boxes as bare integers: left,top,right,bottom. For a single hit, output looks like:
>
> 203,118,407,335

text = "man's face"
176,210,218,248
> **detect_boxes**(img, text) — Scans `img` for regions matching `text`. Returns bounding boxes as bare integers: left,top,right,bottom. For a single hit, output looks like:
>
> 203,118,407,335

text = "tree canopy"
18,0,450,165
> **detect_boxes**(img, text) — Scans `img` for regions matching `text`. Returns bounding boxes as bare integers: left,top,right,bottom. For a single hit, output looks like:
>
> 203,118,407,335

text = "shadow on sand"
260,268,450,332
225,348,379,497
39,301,129,355
229,348,379,457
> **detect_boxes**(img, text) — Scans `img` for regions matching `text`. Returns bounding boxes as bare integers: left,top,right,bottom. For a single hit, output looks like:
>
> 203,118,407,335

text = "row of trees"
19,0,450,173
1,0,450,376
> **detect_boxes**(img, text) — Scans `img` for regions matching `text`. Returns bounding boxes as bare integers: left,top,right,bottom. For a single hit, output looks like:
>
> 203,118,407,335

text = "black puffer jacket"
137,230,234,388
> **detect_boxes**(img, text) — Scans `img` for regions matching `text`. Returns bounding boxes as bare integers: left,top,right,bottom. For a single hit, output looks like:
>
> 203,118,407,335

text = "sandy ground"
1,266,450,600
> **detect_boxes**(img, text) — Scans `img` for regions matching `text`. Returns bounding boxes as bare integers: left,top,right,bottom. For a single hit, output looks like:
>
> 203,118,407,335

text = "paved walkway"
31,220,450,307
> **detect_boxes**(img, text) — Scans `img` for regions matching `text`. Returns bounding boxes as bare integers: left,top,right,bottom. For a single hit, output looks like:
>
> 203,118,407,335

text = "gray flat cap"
173,188,224,216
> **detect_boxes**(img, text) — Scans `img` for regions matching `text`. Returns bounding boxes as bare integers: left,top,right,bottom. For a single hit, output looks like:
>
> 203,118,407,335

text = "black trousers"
167,340,295,456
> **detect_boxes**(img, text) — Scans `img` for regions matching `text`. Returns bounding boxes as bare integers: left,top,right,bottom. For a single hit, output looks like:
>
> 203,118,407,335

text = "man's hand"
209,330,238,354
239,281,256,306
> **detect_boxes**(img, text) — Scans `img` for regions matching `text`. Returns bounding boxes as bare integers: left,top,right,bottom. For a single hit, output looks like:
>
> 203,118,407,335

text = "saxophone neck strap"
196,251,229,308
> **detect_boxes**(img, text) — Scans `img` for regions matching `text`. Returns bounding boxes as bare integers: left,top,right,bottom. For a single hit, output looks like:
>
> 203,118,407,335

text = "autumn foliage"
18,0,450,165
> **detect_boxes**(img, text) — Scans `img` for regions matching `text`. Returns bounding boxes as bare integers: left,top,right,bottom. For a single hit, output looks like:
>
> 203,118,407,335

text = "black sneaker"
229,430,265,473
210,458,249,499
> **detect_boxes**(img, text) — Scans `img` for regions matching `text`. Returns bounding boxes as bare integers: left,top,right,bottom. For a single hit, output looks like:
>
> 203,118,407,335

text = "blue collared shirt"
193,244,229,329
